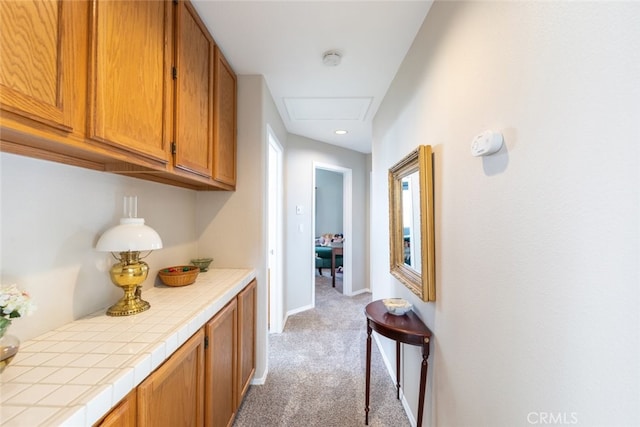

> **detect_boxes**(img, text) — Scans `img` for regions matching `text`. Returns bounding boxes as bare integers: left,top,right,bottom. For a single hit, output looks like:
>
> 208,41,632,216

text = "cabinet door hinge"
171,142,176,154
204,336,209,349
172,66,177,80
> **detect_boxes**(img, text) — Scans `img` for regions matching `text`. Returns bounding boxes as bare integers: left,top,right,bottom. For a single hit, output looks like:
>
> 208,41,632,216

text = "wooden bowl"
158,266,199,287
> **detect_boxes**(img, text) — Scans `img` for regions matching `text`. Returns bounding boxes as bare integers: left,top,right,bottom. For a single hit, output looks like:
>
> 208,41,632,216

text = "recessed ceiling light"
335,130,348,135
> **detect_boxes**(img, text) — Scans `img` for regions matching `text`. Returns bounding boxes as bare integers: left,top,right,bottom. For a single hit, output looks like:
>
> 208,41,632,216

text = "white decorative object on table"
382,298,412,316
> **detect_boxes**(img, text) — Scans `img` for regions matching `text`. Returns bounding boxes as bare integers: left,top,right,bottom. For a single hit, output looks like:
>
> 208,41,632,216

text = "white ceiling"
192,1,433,154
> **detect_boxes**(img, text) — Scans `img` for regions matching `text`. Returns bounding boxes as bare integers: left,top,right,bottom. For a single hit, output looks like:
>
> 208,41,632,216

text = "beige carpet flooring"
232,272,410,427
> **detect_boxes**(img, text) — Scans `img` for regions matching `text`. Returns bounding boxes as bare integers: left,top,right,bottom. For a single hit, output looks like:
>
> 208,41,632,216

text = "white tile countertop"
0,268,256,427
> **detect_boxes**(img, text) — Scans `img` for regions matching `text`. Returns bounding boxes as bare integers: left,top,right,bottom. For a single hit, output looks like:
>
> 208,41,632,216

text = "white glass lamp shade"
96,218,163,252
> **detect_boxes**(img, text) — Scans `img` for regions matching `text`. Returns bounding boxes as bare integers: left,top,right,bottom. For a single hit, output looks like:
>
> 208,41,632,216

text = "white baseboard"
286,303,313,317
249,367,267,385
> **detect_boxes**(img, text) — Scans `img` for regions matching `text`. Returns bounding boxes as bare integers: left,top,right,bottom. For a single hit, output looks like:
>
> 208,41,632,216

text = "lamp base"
106,252,151,317
106,288,150,317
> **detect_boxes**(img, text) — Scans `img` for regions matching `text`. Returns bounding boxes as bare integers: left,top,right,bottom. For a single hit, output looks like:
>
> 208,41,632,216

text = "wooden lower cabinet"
137,329,205,427
205,298,237,427
237,279,256,402
205,279,257,427
96,281,256,427
94,390,136,427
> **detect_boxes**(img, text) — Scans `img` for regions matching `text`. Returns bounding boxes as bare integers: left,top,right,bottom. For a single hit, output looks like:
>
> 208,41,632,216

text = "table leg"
416,341,430,427
365,322,372,425
331,249,336,287
395,341,401,400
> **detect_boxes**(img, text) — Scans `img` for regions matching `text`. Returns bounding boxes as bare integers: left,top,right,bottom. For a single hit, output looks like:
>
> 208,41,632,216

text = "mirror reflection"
388,145,435,302
402,172,422,273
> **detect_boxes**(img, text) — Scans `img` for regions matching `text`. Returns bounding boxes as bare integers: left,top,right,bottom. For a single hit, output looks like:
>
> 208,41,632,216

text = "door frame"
267,126,284,333
312,162,353,306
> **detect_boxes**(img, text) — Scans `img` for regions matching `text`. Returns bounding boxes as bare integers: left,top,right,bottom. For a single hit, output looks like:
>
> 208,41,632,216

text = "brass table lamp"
96,197,162,316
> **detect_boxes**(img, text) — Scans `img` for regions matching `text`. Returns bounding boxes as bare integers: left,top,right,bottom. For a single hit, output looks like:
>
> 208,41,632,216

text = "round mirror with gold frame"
388,145,435,301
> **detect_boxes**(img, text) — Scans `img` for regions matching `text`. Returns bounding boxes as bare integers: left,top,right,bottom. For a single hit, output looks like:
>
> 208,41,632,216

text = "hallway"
233,275,409,426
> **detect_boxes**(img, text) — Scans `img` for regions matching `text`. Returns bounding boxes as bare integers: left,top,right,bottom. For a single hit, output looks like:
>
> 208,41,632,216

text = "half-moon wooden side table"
365,300,432,427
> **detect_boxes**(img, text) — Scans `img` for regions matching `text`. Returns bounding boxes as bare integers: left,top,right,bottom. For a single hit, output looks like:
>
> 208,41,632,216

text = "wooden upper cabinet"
173,0,214,178
0,0,74,132
138,329,204,427
213,47,237,187
1,0,237,191
87,0,172,164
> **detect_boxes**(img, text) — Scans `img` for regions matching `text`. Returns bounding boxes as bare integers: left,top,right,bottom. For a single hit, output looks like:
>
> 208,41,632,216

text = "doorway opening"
311,162,352,308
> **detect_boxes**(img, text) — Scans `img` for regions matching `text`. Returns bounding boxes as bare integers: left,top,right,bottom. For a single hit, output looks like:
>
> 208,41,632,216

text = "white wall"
372,1,639,426
285,134,369,312
196,75,287,382
315,169,343,237
0,153,197,341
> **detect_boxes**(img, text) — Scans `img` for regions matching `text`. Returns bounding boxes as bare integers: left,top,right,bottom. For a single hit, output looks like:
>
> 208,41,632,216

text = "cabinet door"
205,299,237,427
138,329,204,427
87,0,172,164
94,390,136,427
237,279,256,401
212,47,237,187
173,0,214,178
0,0,74,131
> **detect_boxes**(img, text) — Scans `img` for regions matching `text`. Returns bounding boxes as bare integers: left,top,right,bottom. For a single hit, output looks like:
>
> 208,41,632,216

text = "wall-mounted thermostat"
471,130,503,157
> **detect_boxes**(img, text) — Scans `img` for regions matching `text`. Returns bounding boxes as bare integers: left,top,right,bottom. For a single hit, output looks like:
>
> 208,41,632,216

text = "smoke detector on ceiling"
322,50,342,66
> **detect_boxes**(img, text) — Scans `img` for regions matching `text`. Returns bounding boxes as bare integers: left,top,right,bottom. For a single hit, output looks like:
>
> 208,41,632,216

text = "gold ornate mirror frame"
388,145,435,301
